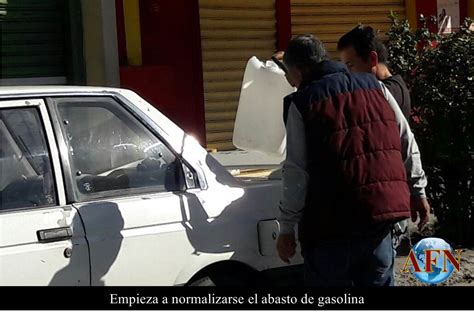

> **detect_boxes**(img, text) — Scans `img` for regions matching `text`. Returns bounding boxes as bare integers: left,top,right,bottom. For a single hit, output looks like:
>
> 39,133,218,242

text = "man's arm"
380,82,430,229
277,102,308,263
379,82,427,198
279,102,309,235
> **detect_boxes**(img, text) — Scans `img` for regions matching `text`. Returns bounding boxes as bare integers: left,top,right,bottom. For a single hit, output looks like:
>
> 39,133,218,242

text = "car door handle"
37,227,73,243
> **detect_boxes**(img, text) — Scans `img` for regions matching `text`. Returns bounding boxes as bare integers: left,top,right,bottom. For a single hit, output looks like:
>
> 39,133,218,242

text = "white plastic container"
233,56,295,158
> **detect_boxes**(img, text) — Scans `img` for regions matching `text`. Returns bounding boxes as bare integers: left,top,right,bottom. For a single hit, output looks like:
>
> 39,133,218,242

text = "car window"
0,107,57,211
55,97,185,200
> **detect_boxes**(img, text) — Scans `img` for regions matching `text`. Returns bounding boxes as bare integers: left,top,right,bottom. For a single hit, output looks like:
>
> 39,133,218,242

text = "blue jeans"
302,231,394,286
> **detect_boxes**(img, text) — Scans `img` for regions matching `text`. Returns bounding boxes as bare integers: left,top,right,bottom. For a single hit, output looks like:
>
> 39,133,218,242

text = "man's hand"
276,234,296,264
411,196,431,230
273,50,285,61
272,51,298,87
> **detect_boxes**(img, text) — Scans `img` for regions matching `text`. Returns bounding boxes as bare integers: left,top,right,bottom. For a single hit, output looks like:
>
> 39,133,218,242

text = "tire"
187,276,216,286
188,271,257,287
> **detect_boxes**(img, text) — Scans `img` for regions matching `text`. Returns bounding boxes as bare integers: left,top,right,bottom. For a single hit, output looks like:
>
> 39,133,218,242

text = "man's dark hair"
337,25,388,64
283,34,329,72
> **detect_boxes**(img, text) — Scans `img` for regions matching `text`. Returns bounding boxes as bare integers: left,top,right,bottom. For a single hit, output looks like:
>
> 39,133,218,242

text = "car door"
49,96,203,285
0,99,89,286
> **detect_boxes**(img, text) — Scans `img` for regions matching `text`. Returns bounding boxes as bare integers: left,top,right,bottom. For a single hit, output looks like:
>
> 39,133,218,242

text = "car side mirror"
164,161,186,192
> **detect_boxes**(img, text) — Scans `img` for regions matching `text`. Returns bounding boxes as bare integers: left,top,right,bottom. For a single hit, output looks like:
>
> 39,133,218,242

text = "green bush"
386,15,473,245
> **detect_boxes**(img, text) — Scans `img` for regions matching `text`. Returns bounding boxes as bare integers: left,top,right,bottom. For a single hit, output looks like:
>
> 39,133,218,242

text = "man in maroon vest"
337,25,431,250
276,34,429,286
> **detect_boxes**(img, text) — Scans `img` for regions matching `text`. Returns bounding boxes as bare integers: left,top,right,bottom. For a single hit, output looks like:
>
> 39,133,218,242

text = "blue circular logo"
410,238,457,284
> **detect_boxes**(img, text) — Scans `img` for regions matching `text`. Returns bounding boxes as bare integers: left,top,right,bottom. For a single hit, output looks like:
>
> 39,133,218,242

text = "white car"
0,86,303,286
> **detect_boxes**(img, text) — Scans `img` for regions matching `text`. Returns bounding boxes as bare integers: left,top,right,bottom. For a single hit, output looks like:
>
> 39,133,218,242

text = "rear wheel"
187,264,262,287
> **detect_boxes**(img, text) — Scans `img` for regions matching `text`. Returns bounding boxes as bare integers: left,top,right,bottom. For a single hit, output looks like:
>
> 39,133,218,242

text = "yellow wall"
122,0,142,66
405,0,417,29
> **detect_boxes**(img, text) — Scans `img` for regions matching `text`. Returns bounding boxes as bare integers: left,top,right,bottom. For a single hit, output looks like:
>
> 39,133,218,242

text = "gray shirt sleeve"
379,82,427,198
278,103,309,235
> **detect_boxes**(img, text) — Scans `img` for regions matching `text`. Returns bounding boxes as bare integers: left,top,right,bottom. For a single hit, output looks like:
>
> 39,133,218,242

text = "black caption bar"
0,286,473,310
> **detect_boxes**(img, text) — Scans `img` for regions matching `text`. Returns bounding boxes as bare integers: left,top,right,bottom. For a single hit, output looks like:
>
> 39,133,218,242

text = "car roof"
0,86,125,97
